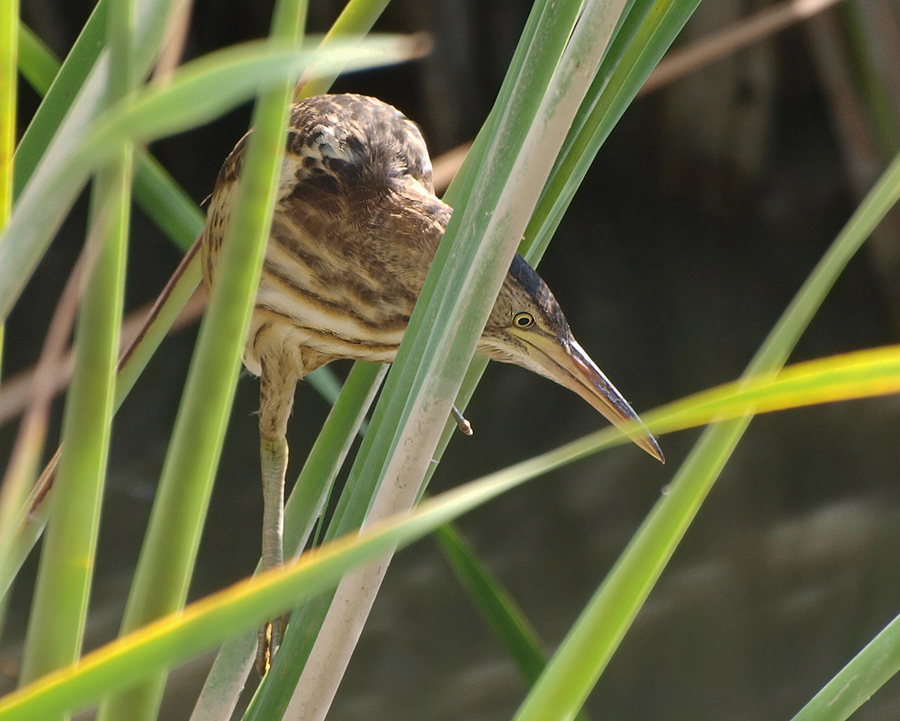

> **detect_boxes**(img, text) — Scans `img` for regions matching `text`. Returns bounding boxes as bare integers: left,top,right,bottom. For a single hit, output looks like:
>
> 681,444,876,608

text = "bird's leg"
258,434,287,674
257,360,297,676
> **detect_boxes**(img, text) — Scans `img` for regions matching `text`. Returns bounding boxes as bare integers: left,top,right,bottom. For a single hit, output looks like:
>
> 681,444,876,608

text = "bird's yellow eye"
513,311,535,328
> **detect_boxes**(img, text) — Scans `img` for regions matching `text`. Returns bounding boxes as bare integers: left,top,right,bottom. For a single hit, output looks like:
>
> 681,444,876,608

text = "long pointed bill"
531,337,664,463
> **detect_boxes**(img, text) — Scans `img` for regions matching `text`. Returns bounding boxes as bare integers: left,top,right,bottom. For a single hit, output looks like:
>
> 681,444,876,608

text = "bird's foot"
451,405,473,436
256,614,287,677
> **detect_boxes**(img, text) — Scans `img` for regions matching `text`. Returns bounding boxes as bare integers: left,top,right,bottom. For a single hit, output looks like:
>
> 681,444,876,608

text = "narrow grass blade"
283,363,388,559
0,0,19,605
19,150,131,689
441,0,581,213
790,609,900,721
115,244,202,406
16,24,58,94
419,2,661,480
0,0,17,389
434,525,546,682
18,1,136,700
434,524,594,721
644,344,900,433
749,165,900,376
0,2,17,222
189,632,256,721
13,2,108,200
298,0,393,98
304,366,343,405
843,2,900,158
95,4,310,718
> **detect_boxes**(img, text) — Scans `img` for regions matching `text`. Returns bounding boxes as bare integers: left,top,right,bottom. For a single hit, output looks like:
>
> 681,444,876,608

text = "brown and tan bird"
201,93,662,673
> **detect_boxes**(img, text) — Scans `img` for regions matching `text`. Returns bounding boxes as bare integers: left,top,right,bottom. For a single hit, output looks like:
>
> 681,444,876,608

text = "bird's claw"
256,615,286,677
451,405,473,436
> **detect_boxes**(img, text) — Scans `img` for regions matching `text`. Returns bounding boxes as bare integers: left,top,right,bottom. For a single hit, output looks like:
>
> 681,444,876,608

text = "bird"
200,93,663,675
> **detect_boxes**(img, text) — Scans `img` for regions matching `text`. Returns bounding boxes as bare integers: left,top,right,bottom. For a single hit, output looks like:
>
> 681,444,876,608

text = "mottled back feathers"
201,93,565,386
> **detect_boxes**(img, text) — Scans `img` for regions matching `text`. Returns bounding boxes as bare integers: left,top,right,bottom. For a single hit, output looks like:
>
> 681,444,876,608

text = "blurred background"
4,0,900,718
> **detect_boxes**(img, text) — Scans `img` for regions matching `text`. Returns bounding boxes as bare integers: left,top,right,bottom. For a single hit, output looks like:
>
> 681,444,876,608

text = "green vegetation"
0,1,898,719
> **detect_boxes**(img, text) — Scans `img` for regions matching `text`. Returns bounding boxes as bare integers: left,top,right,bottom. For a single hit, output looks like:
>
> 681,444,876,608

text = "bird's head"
480,255,663,463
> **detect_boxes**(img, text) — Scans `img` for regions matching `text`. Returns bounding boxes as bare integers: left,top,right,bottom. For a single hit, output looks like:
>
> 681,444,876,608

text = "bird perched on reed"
201,93,662,674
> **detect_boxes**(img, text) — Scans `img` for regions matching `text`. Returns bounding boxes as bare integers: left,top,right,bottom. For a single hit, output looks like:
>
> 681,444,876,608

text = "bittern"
201,93,662,674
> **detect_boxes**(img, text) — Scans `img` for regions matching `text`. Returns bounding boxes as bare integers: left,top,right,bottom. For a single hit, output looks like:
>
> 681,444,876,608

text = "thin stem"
18,0,134,701
95,1,309,718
